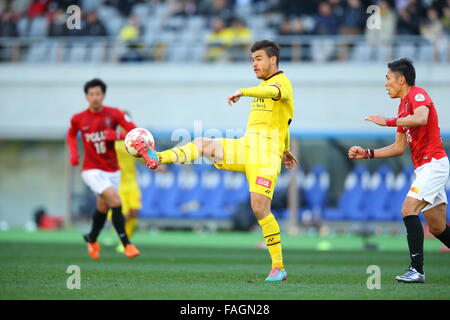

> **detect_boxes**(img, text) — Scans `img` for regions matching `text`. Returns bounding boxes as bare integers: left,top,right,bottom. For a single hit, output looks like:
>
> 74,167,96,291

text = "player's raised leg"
251,192,287,282
101,187,140,258
423,203,450,249
142,137,224,168
395,196,428,283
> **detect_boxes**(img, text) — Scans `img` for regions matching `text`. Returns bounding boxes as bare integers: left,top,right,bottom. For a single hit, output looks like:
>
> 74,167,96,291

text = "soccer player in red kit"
348,59,450,283
67,78,140,260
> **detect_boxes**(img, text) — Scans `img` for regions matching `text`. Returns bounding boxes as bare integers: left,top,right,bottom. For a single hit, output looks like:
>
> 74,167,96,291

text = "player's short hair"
387,58,416,86
84,78,107,94
251,40,280,66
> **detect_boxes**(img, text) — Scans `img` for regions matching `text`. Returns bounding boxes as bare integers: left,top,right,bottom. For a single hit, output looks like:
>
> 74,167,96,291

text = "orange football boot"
124,244,140,258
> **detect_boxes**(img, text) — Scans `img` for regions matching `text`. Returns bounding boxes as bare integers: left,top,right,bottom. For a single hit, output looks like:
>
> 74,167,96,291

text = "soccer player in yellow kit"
113,137,142,252
138,40,298,281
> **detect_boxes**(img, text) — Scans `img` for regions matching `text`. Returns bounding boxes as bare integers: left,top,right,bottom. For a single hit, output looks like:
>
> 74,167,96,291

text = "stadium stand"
0,0,449,63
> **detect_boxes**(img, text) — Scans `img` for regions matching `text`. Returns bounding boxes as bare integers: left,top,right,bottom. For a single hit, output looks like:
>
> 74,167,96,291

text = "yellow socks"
157,142,200,164
258,213,284,269
125,217,138,238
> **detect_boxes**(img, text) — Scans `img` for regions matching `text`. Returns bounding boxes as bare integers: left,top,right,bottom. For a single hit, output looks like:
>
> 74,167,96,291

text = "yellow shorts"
107,183,142,219
213,137,282,199
119,183,142,215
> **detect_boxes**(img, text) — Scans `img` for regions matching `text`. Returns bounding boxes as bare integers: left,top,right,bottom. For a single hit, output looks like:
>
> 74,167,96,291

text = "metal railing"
0,34,448,64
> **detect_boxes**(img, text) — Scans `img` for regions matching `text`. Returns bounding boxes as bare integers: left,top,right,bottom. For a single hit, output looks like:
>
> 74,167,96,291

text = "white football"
124,128,155,157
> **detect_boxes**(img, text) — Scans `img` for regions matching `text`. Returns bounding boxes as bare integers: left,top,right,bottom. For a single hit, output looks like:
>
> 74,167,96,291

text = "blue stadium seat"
137,165,158,218
368,165,396,221
175,166,203,218
303,165,330,217
155,165,182,218
387,166,414,221
337,165,371,220
197,167,226,218
219,172,249,219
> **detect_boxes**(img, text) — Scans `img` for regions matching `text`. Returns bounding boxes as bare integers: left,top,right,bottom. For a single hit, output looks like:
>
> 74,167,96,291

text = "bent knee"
429,225,446,236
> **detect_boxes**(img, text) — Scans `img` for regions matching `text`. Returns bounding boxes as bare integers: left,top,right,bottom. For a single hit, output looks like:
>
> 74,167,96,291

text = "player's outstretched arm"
365,106,429,128
227,86,280,105
348,132,407,159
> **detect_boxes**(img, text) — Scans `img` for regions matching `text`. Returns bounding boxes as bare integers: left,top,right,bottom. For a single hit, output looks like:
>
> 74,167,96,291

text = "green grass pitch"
0,229,449,300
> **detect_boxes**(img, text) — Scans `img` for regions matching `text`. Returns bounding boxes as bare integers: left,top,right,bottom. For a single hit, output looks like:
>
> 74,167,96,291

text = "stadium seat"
351,43,373,62
303,165,330,219
25,41,49,63
89,42,108,63
417,44,434,63
176,166,203,218
28,18,48,37
374,44,392,63
138,166,158,218
197,167,226,218
337,165,371,220
394,44,417,61
387,166,415,221
17,18,28,37
132,3,151,23
104,16,125,36
81,0,103,12
67,43,89,63
220,172,249,219
367,165,396,221
154,165,182,218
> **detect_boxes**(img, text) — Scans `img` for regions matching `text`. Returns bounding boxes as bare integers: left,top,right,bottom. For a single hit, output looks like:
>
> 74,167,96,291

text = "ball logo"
256,176,272,189
415,94,425,102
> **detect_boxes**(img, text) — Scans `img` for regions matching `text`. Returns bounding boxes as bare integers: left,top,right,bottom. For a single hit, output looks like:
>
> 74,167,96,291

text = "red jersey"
67,106,136,172
396,86,447,168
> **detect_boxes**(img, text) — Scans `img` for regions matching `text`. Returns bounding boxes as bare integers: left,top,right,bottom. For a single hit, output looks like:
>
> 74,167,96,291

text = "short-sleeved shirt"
245,71,294,156
69,106,136,172
396,86,447,168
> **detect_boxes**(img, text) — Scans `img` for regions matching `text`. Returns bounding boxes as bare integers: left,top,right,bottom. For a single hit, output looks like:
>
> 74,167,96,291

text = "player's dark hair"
387,58,415,86
251,40,280,66
84,78,107,94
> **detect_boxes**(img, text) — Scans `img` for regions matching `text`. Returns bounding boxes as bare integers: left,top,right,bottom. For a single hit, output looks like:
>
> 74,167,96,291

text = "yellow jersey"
115,140,139,186
245,71,294,156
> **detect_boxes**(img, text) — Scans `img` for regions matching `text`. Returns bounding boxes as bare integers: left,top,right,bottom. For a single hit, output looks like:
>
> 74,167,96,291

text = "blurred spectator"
205,17,229,62
47,8,67,37
199,0,234,22
337,0,365,61
119,15,145,62
0,11,19,37
84,11,108,36
442,6,450,34
420,8,443,41
224,17,252,61
0,10,20,62
2,0,32,13
119,15,140,41
397,0,421,35
168,0,198,16
421,7,447,62
278,0,316,18
313,1,340,35
365,0,397,44
329,0,345,24
27,0,50,19
340,0,365,35
51,0,81,10
312,1,339,62
105,0,136,17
